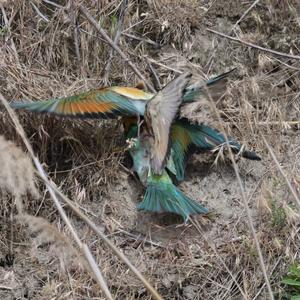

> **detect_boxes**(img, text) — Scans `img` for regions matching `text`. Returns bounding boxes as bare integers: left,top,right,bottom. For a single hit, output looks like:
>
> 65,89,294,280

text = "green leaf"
282,278,300,287
290,264,300,278
291,296,300,300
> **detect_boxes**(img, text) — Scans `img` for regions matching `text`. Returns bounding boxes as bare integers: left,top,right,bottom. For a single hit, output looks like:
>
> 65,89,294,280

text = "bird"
125,117,260,221
10,69,261,220
126,72,208,221
123,116,261,182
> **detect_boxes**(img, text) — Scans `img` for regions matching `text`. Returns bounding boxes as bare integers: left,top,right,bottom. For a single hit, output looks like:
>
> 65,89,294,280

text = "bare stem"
229,0,261,33
102,0,128,84
207,28,300,60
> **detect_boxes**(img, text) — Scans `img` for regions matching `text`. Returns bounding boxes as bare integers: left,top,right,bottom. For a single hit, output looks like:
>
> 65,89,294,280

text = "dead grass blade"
229,0,261,33
0,92,113,300
261,134,300,209
207,28,300,60
79,4,155,92
190,219,248,299
0,4,20,67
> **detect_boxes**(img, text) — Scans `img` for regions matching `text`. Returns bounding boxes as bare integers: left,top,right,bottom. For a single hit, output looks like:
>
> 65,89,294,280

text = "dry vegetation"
0,0,300,299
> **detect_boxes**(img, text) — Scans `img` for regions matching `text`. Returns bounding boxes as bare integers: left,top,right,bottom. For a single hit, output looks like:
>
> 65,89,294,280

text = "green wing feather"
171,118,261,181
10,87,153,119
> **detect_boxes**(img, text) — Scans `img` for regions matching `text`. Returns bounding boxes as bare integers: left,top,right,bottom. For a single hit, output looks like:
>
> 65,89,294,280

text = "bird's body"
170,118,261,181
124,71,209,221
127,124,208,221
125,116,261,221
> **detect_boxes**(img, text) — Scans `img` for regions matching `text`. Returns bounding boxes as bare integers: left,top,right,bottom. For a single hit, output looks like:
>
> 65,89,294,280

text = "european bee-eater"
9,69,261,221
124,116,260,220
124,116,261,182
126,72,208,221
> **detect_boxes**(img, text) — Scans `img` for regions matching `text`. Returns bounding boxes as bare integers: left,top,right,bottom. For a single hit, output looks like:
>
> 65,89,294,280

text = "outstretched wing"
145,72,192,174
171,118,261,181
182,68,235,103
10,86,153,119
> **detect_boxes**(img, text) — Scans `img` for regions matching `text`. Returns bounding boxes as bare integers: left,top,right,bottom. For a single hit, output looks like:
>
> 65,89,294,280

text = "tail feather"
178,119,261,160
193,125,262,161
138,176,208,221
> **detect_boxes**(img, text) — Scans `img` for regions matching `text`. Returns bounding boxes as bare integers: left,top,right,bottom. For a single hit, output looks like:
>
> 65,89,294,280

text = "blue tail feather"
138,177,208,222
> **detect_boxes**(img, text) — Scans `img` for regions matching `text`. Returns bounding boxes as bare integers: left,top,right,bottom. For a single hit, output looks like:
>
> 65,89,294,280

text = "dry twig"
207,28,300,60
229,0,261,33
102,0,128,84
122,33,160,48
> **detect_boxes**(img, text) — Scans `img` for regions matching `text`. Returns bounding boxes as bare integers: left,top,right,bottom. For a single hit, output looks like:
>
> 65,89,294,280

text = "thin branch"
82,244,113,299
70,0,81,64
30,1,50,22
253,121,300,126
146,57,182,74
0,93,113,300
261,134,300,209
0,286,13,290
229,0,261,33
43,0,63,8
79,5,155,92
102,0,128,84
207,28,300,60
122,33,160,48
116,229,163,248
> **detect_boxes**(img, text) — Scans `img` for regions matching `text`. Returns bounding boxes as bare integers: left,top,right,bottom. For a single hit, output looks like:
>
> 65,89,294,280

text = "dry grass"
0,0,300,299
